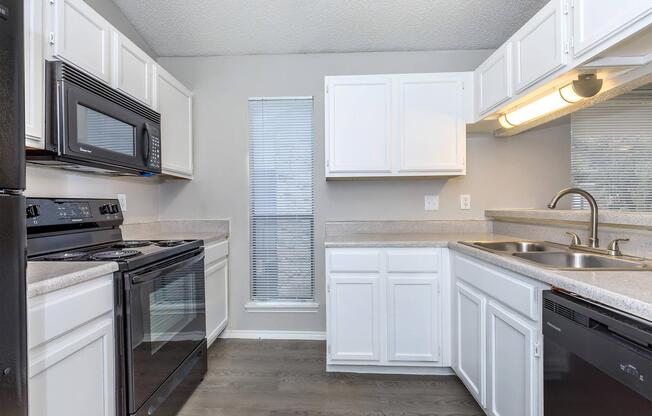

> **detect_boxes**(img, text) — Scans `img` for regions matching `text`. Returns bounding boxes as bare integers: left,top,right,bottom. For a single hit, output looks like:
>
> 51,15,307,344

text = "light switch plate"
425,195,439,211
117,194,127,212
460,194,471,210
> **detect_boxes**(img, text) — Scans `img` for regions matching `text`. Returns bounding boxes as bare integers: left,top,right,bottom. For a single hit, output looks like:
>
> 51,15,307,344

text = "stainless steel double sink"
461,240,649,271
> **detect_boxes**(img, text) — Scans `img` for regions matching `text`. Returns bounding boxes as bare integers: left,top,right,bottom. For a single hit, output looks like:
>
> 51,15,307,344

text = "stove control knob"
26,205,40,219
110,204,120,214
100,204,111,215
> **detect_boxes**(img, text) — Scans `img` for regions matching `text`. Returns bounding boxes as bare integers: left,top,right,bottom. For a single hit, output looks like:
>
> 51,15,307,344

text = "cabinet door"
513,0,567,94
572,0,652,59
328,276,381,361
454,281,487,408
396,74,466,174
487,302,537,416
112,30,153,106
325,76,393,176
475,43,512,117
387,276,440,363
25,0,44,148
29,315,115,416
52,0,111,83
154,65,193,178
205,259,228,347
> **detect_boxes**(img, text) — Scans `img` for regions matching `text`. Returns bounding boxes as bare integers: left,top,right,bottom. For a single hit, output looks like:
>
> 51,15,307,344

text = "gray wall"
25,1,160,223
158,50,572,333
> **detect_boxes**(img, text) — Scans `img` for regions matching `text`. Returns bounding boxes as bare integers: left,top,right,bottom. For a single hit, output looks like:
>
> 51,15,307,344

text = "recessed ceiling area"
112,0,549,57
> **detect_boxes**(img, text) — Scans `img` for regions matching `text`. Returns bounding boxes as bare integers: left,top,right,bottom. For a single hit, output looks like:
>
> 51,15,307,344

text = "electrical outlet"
460,194,471,210
117,194,127,212
424,195,439,211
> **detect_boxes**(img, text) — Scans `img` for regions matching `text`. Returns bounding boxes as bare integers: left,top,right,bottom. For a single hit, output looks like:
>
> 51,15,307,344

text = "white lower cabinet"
28,274,115,416
329,275,382,362
453,252,546,416
204,240,229,346
454,281,486,407
487,302,537,416
326,247,446,371
387,276,440,363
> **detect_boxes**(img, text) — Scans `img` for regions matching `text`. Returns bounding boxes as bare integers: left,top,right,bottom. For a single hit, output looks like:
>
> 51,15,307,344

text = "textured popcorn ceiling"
111,0,548,57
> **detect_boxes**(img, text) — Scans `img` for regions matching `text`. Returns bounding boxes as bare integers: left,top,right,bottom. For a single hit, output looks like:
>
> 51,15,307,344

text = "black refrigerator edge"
0,0,28,415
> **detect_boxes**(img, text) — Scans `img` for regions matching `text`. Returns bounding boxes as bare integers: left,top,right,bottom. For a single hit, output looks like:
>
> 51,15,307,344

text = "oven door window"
77,104,136,156
127,253,205,412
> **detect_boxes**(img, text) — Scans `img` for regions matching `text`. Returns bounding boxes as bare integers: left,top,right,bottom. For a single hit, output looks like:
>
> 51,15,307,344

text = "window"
248,97,315,304
571,90,652,212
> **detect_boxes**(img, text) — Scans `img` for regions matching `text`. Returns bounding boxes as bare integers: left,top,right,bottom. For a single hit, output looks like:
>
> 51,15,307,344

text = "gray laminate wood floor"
178,339,483,416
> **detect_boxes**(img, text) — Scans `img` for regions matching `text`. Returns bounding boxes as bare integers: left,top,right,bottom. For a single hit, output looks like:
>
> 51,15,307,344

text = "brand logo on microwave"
79,147,93,154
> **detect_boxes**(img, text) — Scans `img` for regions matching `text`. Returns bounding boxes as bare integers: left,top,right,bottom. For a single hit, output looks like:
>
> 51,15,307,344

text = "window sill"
245,301,320,313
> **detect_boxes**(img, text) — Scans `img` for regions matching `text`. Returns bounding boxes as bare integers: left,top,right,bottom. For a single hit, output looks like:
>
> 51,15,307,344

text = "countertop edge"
27,262,119,298
449,242,652,323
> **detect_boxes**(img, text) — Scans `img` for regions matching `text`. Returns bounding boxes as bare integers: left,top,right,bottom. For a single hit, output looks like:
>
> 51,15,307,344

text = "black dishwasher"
543,290,652,415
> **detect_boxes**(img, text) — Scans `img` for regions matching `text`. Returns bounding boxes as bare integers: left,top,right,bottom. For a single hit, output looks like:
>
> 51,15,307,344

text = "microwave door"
64,84,149,170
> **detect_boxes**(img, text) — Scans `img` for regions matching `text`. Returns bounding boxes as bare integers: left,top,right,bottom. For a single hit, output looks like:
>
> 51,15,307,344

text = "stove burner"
91,249,142,260
154,240,186,247
114,240,152,248
43,252,87,261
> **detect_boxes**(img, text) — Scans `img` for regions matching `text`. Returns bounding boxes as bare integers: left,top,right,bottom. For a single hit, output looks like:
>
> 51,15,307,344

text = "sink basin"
473,241,560,253
512,252,647,270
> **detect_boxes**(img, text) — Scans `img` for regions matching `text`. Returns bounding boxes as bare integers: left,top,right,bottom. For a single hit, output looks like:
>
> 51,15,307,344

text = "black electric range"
27,197,207,416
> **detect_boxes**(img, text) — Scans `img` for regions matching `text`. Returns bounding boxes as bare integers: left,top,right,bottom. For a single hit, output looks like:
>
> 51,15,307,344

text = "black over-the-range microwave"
27,61,161,176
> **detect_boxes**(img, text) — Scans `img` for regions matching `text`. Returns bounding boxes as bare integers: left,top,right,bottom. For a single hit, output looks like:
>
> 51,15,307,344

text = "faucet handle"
607,238,629,256
565,232,582,246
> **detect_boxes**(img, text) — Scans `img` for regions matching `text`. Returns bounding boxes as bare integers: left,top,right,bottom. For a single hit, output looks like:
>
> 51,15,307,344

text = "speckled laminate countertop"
27,262,119,298
325,231,652,322
122,231,229,245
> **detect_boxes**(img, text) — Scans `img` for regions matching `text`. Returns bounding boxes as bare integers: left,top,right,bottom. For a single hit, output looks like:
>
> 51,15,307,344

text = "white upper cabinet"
24,0,44,148
512,0,568,94
325,76,393,176
475,43,512,117
325,73,469,179
154,65,194,178
572,0,652,61
112,30,154,106
396,73,466,174
51,0,111,83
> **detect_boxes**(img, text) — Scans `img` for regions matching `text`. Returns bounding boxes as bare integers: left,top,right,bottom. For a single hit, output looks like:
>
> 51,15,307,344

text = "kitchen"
1,0,651,415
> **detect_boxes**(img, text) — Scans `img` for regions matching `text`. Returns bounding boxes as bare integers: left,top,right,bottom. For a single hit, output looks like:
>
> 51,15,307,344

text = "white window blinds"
571,91,652,211
249,97,315,302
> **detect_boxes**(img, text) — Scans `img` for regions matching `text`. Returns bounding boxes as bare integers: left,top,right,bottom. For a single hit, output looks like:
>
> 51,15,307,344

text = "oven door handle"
129,251,205,284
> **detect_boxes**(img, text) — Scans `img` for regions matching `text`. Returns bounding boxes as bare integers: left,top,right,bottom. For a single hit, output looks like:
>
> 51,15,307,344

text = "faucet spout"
548,187,600,248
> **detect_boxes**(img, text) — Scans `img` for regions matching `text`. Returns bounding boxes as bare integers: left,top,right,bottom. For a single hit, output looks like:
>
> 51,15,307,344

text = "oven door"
61,81,160,173
125,249,206,414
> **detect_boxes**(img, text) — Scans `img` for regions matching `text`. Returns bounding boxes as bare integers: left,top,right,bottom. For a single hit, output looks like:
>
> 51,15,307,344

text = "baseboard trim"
219,330,326,341
207,318,228,347
326,364,455,376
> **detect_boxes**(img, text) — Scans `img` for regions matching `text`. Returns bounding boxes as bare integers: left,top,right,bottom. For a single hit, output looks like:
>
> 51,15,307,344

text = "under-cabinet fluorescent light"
499,74,603,129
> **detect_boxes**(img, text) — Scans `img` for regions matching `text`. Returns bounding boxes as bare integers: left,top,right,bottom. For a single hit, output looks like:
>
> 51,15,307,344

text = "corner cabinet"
326,247,449,373
28,274,116,416
452,252,548,416
325,73,470,179
154,65,194,179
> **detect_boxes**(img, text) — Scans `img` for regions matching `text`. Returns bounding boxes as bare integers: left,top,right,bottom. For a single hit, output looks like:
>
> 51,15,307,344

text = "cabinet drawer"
455,254,537,320
205,240,228,265
28,275,114,348
328,249,382,273
386,248,440,273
